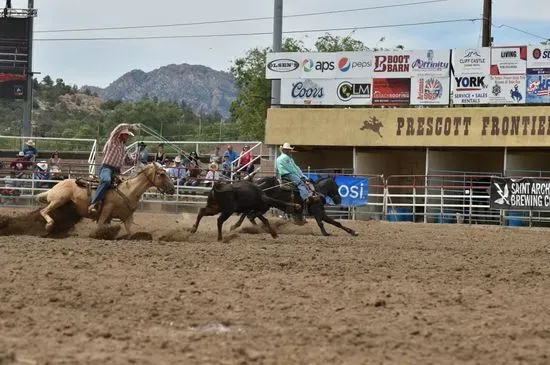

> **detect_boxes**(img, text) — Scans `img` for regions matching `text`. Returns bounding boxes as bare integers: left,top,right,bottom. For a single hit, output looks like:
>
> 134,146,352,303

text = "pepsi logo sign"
337,57,372,72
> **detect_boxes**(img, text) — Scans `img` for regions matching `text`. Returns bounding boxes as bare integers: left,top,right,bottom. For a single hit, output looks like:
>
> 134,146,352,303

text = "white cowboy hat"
25,139,35,146
36,161,48,170
281,142,294,150
174,156,182,163
210,162,219,171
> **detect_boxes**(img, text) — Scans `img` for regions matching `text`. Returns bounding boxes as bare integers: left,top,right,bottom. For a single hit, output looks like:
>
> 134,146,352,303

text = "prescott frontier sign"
266,106,550,147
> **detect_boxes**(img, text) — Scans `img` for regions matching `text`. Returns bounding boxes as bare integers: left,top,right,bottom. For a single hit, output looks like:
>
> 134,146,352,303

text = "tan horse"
36,163,175,235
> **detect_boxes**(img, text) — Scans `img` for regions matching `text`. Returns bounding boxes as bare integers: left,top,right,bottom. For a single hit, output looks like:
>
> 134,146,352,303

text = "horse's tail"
36,191,49,204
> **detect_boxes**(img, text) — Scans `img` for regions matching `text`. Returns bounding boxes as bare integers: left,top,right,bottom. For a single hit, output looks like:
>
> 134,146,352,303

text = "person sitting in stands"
167,156,186,185
238,145,255,175
220,155,231,179
49,151,62,178
154,143,166,164
23,139,37,162
204,163,220,185
10,151,31,178
138,142,149,164
34,161,50,188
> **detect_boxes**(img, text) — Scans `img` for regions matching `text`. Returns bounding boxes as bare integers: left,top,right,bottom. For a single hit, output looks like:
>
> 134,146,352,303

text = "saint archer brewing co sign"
490,177,550,210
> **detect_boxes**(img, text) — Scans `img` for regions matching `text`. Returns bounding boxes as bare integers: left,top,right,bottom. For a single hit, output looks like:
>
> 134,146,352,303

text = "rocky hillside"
84,63,237,117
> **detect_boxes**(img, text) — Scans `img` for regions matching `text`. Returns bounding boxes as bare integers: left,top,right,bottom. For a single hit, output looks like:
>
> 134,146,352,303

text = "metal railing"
4,168,550,226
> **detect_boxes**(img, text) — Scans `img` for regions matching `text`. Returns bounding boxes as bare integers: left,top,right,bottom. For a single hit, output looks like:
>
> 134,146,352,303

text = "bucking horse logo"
360,117,383,137
510,84,523,103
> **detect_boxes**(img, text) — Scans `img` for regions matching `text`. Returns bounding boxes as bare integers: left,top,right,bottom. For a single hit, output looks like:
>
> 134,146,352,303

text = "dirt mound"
0,203,82,238
159,229,192,242
89,224,121,240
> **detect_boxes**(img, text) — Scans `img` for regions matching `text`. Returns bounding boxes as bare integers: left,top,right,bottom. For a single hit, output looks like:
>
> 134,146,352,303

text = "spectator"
204,163,220,185
238,145,255,175
212,146,222,164
23,139,37,162
167,155,186,185
10,151,31,178
184,161,200,186
138,142,149,164
188,151,200,165
223,145,239,164
154,143,166,164
221,155,231,179
34,161,50,188
49,151,62,177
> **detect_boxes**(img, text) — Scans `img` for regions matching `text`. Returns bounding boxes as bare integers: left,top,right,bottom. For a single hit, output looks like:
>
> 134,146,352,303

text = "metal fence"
3,168,550,227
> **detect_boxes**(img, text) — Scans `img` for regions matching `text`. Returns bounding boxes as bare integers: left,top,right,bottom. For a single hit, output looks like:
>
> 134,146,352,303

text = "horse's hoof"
189,227,197,234
271,234,278,239
217,237,223,242
351,231,359,237
45,222,54,232
322,232,331,237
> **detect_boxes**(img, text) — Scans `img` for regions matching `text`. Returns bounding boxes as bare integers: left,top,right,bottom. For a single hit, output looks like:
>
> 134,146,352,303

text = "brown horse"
36,163,175,235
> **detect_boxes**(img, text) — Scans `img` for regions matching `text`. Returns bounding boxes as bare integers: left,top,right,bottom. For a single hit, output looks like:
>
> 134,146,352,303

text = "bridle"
143,165,170,194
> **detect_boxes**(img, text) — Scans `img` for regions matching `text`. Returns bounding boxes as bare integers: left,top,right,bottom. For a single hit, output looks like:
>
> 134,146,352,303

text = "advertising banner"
280,79,330,105
280,79,373,105
265,52,302,79
266,106,550,148
410,76,450,105
452,47,491,76
305,174,369,207
333,79,372,105
526,74,550,104
333,51,374,79
299,52,340,79
526,45,550,74
451,75,489,104
488,75,526,104
490,46,527,75
372,50,414,78
409,49,450,77
490,177,550,211
372,78,410,106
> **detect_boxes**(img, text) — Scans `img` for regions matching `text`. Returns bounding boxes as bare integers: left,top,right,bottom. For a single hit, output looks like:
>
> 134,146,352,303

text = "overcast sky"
8,0,550,88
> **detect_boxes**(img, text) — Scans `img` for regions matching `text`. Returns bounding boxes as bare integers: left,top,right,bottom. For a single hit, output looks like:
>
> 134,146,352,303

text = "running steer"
190,180,301,241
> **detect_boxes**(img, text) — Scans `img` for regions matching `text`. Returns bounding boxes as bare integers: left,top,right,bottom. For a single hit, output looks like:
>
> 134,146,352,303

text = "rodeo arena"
1,3,550,365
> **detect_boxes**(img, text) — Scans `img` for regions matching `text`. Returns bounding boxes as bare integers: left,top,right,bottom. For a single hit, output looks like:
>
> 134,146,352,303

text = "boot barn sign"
265,106,550,147
490,177,550,210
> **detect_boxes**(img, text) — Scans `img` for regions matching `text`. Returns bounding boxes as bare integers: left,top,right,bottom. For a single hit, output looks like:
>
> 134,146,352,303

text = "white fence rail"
1,172,548,226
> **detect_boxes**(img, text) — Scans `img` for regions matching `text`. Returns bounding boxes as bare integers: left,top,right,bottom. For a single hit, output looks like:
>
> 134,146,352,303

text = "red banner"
372,78,410,106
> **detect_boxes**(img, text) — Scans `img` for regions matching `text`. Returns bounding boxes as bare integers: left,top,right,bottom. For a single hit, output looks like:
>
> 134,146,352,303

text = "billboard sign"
452,47,491,76
333,51,374,78
372,78,410,106
451,75,489,104
409,49,450,76
527,45,550,74
410,76,450,105
490,46,527,75
488,75,526,104
526,74,550,103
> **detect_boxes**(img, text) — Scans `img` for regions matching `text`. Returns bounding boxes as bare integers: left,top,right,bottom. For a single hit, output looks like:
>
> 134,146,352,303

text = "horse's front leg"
123,215,134,235
321,212,358,237
40,198,68,232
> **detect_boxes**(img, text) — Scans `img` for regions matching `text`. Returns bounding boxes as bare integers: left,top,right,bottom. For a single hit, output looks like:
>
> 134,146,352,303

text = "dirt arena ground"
0,207,549,365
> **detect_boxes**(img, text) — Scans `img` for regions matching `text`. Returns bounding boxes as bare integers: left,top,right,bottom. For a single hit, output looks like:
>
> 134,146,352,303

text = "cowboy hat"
281,142,294,150
25,139,35,146
36,161,48,171
17,151,24,157
174,155,182,163
119,129,134,137
210,162,219,171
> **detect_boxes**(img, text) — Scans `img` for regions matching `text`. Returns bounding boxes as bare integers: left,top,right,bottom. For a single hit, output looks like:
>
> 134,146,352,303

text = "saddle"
278,177,316,194
75,175,123,191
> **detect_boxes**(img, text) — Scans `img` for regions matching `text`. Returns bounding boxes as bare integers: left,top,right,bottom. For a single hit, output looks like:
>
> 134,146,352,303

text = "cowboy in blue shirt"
276,142,318,203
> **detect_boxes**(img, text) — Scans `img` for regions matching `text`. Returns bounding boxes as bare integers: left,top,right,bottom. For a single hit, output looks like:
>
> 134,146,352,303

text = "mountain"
83,63,237,117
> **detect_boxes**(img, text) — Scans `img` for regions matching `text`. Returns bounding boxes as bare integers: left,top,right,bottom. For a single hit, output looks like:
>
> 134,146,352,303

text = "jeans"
282,173,309,200
91,166,115,205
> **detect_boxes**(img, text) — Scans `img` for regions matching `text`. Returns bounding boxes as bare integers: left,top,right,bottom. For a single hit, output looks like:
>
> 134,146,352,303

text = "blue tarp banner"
305,174,369,207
